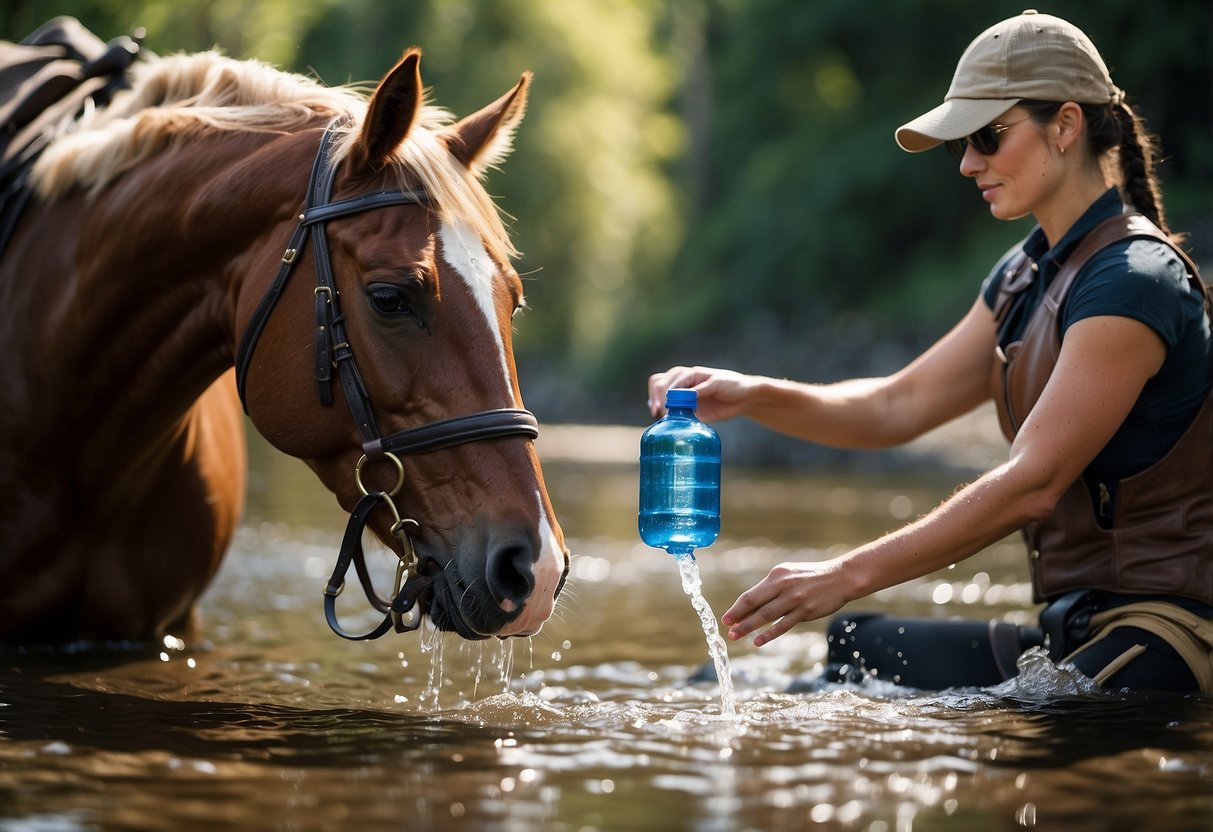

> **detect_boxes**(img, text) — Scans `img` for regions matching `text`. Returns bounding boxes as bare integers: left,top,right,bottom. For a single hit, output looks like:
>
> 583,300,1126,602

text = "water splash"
498,638,515,692
675,553,737,718
419,616,445,708
996,646,1106,701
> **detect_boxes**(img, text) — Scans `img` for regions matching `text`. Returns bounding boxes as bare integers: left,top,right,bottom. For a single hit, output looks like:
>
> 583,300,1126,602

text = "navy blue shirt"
981,188,1210,483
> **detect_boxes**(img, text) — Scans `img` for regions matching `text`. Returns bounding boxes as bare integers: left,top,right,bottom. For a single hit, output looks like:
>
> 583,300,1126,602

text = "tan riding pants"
1062,601,1213,693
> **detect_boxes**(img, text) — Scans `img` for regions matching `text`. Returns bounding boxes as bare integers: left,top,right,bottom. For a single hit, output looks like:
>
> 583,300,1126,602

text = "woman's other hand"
721,557,851,647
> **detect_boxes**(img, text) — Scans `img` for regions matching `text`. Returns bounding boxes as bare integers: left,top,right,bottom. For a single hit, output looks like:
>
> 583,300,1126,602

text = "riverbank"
536,400,1007,474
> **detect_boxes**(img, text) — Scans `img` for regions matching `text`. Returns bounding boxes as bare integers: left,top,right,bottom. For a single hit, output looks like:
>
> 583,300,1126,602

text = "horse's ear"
446,72,531,176
350,48,423,171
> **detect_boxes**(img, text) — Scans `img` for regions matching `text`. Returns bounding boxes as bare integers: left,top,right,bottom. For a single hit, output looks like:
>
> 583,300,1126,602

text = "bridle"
233,118,540,641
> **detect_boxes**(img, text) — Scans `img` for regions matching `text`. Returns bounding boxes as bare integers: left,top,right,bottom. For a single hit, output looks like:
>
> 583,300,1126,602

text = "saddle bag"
0,16,143,254
1,16,142,168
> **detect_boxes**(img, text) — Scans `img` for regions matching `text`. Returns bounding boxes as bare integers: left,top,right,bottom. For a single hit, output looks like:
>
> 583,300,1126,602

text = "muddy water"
1,426,1211,832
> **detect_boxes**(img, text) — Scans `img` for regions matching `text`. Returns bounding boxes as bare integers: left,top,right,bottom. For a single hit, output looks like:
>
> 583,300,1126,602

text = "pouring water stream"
672,549,736,718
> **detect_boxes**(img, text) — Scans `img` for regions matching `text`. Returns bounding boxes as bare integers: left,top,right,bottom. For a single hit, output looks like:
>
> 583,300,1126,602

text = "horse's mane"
30,51,515,258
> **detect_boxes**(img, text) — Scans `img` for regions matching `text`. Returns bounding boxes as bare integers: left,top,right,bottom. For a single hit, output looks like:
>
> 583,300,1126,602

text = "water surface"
2,427,1211,832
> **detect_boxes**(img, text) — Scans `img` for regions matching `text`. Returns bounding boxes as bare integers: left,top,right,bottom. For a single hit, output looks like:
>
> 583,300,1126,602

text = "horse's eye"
367,284,412,317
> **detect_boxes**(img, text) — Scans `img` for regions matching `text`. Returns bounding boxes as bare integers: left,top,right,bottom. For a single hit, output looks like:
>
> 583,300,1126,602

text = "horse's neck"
11,131,307,481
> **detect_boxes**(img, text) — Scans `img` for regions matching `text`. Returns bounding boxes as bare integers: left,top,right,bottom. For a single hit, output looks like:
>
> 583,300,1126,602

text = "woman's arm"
648,297,999,448
722,314,1167,646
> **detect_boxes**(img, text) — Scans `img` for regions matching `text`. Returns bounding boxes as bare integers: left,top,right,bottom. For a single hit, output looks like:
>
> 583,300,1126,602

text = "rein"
234,119,540,640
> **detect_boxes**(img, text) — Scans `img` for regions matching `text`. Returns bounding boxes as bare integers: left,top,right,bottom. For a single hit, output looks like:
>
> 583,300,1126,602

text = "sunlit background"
3,5,1213,830
3,0,1208,455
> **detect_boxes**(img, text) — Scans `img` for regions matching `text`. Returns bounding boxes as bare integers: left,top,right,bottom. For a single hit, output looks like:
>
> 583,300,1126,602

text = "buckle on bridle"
355,451,405,497
390,515,422,631
322,486,429,640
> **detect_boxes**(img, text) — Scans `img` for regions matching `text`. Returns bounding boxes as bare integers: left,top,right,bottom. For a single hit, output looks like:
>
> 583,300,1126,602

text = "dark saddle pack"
0,16,143,254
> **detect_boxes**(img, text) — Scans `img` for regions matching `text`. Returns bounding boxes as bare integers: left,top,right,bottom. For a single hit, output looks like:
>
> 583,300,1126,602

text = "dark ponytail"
1021,98,1181,244
1110,101,1177,241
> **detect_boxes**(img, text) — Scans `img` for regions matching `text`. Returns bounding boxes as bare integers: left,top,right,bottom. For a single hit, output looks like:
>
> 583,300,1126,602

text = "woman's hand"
646,365,756,421
721,557,851,647
719,314,1167,649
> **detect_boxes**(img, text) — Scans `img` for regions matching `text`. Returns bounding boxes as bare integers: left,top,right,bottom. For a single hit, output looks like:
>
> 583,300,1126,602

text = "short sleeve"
1062,238,1196,352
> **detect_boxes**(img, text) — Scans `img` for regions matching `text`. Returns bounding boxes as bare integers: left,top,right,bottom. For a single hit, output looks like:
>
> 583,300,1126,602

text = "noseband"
234,119,540,640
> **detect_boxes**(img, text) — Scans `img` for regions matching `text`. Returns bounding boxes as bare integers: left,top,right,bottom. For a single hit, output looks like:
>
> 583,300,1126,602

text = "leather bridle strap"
323,491,435,641
233,118,544,641
363,409,541,459
234,122,329,407
324,408,539,642
233,122,429,411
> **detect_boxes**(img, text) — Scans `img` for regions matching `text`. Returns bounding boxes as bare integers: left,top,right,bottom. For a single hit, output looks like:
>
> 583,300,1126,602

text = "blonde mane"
30,50,516,259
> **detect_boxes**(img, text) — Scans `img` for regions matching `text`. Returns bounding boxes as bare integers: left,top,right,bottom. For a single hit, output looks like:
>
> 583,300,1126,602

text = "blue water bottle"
639,388,721,557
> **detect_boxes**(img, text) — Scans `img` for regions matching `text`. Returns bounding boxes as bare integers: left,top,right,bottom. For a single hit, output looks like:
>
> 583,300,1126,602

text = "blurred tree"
1,0,333,66
603,0,1213,430
2,1,1209,435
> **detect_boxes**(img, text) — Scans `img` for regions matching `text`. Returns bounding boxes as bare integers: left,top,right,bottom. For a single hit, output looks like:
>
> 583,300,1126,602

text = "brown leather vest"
990,213,1213,605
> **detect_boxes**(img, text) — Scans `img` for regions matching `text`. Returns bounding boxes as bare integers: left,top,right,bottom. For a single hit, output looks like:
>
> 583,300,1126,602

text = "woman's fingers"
723,560,848,647
647,366,687,415
647,366,712,416
724,592,797,646
723,575,788,639
750,615,798,647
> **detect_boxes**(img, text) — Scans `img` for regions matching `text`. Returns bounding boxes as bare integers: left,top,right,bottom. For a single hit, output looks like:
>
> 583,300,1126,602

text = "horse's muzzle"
424,520,563,639
426,543,529,639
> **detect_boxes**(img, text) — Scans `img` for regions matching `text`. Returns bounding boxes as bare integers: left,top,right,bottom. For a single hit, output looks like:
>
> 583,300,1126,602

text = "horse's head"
237,50,567,640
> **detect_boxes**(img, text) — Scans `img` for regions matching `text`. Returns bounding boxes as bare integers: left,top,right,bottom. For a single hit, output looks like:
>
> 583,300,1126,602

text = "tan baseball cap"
896,9,1122,152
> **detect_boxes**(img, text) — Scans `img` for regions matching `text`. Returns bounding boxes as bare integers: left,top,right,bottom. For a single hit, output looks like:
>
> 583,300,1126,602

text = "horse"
0,40,569,645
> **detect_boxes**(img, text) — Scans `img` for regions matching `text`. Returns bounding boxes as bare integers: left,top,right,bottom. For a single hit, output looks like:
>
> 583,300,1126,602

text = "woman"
648,10,1213,692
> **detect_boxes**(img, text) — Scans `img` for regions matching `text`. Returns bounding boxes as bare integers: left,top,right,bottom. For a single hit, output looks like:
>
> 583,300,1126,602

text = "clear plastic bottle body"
638,390,721,555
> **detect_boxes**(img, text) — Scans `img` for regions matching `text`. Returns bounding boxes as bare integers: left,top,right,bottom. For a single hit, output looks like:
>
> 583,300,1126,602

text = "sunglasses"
945,115,1033,161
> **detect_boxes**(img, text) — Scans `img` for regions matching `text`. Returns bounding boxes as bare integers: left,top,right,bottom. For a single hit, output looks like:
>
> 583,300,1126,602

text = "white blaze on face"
439,219,565,635
438,219,511,387
505,491,566,635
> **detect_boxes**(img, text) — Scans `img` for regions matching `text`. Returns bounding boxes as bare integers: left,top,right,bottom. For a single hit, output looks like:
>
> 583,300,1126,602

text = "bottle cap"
666,388,697,409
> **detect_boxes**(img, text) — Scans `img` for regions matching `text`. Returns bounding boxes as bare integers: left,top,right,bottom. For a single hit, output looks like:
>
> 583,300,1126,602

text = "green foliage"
1,0,334,65
600,0,1212,419
265,0,684,393
2,1,1209,422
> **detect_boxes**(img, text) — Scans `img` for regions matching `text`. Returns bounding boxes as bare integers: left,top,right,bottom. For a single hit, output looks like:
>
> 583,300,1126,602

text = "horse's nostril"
485,542,535,610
